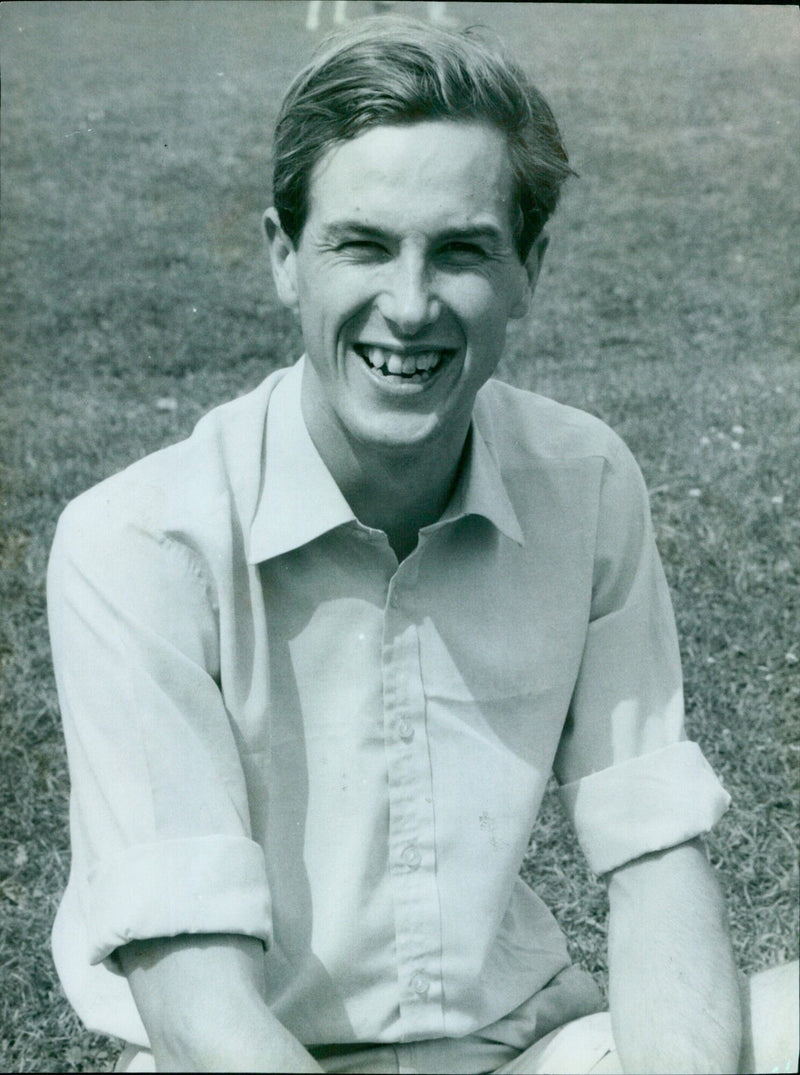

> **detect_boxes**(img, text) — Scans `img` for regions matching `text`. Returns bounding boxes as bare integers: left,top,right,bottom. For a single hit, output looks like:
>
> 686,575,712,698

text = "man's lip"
350,341,458,385
352,342,457,354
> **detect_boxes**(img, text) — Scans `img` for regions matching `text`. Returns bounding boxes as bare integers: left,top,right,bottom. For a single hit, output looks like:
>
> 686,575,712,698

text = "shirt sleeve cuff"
557,741,731,875
86,835,272,965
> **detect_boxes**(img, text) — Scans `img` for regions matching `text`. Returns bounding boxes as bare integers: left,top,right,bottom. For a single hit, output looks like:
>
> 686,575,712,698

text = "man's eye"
439,242,487,263
339,240,388,257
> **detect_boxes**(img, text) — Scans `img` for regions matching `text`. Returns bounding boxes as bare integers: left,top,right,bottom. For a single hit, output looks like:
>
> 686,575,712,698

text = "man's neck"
301,395,468,562
345,446,464,562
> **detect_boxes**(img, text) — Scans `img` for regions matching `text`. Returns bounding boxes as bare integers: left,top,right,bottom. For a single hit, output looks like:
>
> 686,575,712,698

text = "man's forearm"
119,934,323,1072
607,839,742,1074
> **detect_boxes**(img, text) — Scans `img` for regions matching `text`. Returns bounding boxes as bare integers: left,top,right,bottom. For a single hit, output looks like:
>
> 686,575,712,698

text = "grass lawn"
1,2,798,1070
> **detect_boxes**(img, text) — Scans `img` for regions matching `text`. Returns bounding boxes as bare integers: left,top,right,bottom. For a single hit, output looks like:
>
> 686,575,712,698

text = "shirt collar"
434,415,524,546
247,359,355,563
247,358,524,563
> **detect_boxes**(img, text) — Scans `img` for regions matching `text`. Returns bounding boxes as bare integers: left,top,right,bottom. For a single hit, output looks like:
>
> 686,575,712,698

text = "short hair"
272,15,575,261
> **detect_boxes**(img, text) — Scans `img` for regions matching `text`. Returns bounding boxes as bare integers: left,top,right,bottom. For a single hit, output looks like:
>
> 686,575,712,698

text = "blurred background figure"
305,1,347,32
428,2,457,26
307,1,456,31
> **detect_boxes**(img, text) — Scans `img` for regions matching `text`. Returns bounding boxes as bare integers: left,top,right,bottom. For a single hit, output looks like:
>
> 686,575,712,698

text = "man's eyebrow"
320,221,505,245
321,222,392,243
435,225,506,245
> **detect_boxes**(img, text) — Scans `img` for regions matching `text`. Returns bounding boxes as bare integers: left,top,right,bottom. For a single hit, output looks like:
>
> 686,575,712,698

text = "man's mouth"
353,344,454,382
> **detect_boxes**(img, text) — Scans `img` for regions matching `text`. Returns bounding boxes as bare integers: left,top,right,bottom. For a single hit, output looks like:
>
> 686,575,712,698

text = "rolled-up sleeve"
554,435,730,874
47,486,272,971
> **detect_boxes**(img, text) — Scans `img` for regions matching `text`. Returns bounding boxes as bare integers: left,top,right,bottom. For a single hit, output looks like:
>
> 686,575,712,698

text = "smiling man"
264,117,539,561
47,15,794,1075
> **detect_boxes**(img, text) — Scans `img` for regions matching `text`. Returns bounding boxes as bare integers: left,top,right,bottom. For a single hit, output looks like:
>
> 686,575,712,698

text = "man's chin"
349,414,451,457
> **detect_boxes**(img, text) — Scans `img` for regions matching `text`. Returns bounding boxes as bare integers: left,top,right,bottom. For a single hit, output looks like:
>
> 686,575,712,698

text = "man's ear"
510,232,549,319
262,208,299,310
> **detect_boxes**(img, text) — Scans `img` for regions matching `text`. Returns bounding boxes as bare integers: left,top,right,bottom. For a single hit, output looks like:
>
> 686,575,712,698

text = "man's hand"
606,838,742,1074
119,934,323,1072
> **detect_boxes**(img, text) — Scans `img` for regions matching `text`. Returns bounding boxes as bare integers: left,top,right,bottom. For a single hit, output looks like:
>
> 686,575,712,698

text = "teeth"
358,345,448,377
365,348,385,369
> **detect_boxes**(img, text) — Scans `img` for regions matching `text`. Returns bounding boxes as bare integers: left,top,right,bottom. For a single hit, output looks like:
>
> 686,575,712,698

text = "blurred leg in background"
307,2,457,32
428,2,457,28
306,1,348,32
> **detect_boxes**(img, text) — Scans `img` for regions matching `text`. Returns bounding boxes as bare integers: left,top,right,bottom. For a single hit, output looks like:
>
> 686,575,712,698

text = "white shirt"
48,358,730,1046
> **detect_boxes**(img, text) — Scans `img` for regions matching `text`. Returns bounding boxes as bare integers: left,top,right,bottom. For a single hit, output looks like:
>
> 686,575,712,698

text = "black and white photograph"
1,3,798,1071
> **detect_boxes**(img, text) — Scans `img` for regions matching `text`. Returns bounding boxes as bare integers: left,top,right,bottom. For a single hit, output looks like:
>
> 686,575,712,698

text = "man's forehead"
305,120,516,232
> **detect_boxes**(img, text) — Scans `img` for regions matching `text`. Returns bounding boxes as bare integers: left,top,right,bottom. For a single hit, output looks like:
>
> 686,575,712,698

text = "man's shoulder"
55,367,287,555
477,376,630,466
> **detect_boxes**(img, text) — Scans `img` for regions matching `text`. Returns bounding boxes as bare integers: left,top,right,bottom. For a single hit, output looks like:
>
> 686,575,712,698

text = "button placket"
382,595,444,1036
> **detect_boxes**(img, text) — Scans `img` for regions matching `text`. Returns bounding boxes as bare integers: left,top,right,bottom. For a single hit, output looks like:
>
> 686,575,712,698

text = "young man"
48,16,795,1074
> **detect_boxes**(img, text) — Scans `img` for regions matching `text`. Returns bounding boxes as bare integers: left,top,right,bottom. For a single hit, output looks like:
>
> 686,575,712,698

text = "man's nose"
376,253,440,336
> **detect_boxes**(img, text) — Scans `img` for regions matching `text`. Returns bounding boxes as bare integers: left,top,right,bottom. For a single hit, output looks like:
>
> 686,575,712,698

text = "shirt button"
410,971,429,995
397,718,414,741
402,844,421,869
